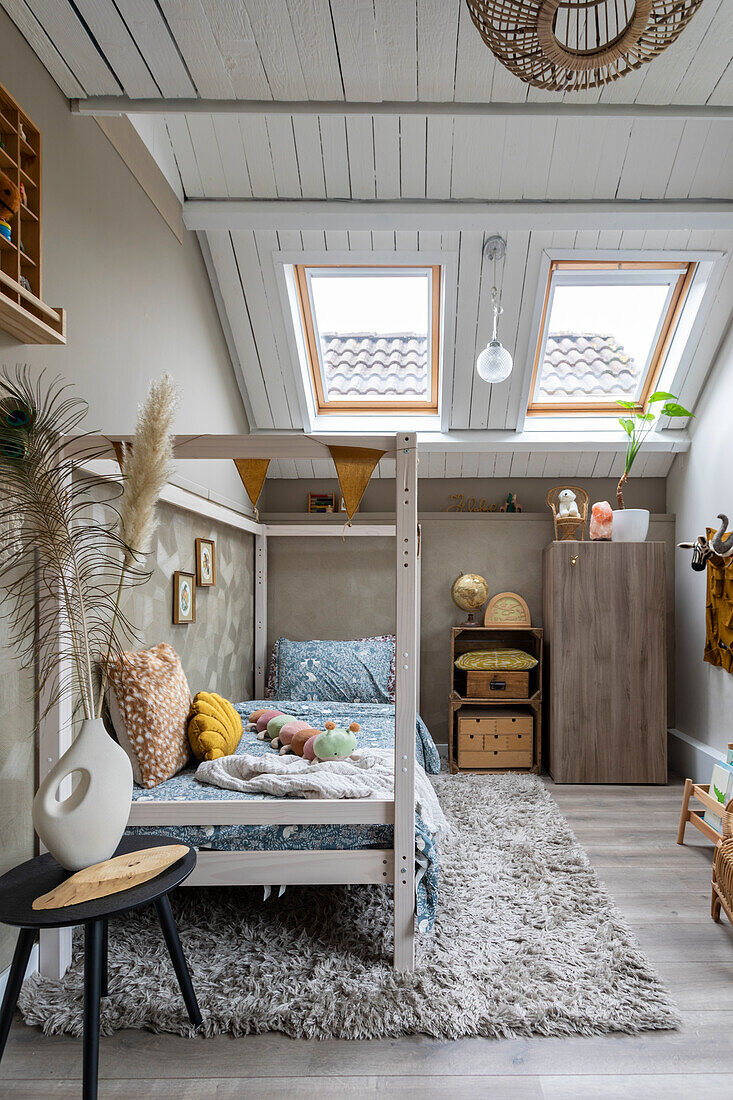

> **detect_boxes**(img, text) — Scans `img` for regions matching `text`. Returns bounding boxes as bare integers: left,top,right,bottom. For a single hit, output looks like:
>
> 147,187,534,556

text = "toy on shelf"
0,168,19,243
590,501,613,541
546,485,588,541
558,489,580,518
499,492,522,513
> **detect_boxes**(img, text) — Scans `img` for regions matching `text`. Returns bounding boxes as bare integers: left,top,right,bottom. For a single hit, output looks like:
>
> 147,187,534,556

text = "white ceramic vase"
32,717,133,871
611,508,650,543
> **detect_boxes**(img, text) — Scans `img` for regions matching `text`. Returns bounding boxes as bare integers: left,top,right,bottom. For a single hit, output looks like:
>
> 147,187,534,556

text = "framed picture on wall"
195,538,216,587
173,570,196,624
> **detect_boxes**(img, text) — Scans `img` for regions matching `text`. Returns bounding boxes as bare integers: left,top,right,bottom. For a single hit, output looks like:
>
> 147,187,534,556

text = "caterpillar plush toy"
247,710,359,761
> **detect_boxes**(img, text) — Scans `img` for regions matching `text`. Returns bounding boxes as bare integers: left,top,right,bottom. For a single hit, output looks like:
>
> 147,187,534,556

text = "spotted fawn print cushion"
106,643,192,788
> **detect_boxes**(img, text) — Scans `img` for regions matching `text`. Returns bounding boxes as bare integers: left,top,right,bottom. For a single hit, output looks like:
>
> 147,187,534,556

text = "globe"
451,573,489,622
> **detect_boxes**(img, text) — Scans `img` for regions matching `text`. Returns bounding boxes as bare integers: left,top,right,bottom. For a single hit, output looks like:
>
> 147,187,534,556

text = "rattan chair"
712,836,733,925
546,485,589,542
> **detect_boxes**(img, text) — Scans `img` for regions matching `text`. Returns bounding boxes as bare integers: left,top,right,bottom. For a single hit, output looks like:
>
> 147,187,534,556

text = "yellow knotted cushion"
455,649,538,671
187,692,243,761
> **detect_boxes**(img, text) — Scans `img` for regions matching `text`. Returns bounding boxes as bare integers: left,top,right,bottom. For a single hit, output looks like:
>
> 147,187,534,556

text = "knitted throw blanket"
195,748,449,841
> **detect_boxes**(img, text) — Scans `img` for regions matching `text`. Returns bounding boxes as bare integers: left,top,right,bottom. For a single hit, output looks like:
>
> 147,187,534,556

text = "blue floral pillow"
270,636,396,703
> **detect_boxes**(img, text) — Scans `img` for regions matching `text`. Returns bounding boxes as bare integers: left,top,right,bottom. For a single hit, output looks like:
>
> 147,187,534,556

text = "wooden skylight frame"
293,263,441,415
527,259,696,417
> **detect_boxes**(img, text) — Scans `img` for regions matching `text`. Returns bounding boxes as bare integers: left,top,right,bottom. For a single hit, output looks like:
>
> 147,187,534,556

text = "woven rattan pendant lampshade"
465,0,704,92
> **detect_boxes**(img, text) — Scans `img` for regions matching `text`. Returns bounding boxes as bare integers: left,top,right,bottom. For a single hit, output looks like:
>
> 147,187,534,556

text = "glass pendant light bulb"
476,339,513,382
476,282,513,383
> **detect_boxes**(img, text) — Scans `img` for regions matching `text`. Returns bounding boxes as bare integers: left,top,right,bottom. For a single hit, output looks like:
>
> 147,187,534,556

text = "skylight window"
294,265,441,414
527,260,695,415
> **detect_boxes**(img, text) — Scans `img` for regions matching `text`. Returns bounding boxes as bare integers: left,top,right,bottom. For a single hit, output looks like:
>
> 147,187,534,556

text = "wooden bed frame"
38,432,420,977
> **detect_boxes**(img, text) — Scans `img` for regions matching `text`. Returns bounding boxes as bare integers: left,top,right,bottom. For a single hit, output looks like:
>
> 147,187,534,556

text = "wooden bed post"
394,432,418,972
254,531,267,698
36,463,74,979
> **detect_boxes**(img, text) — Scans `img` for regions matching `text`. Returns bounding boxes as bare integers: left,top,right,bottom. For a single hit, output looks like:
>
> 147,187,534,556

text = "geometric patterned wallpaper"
121,499,254,703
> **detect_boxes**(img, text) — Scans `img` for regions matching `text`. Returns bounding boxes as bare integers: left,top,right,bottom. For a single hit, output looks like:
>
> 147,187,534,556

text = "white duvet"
195,747,449,841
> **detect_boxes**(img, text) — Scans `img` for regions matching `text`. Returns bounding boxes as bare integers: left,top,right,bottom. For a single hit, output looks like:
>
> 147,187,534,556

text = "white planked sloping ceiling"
3,0,733,106
201,221,733,479
5,0,732,480
163,107,733,478
161,111,733,202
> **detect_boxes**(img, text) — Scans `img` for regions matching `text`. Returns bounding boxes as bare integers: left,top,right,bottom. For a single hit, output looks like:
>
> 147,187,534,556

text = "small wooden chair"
546,485,588,541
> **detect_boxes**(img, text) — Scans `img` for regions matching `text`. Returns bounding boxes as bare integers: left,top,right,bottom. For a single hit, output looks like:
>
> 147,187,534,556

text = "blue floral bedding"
269,637,396,703
127,701,442,930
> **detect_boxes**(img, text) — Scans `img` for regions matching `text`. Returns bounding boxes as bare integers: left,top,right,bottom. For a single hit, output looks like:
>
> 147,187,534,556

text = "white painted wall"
0,8,249,507
667,320,733,775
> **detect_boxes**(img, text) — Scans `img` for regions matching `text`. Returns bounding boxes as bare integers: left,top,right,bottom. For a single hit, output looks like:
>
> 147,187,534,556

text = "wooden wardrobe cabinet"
542,541,667,784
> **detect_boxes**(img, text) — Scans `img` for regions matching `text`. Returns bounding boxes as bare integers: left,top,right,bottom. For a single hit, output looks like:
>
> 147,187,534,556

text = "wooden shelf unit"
0,80,64,344
448,625,543,775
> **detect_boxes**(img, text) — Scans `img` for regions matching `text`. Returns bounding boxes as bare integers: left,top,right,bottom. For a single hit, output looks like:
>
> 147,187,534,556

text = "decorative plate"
484,591,531,627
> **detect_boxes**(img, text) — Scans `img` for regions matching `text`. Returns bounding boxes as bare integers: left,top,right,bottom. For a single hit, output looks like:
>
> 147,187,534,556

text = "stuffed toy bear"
0,169,19,243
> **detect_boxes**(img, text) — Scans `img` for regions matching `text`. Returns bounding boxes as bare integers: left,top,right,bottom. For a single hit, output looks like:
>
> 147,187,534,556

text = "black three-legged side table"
0,835,202,1100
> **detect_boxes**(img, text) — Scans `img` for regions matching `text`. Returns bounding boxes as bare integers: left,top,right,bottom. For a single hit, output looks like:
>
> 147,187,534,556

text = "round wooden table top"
0,835,196,929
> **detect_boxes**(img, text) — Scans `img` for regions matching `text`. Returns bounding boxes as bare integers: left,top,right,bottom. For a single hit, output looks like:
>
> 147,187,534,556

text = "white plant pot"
32,717,133,871
611,508,650,543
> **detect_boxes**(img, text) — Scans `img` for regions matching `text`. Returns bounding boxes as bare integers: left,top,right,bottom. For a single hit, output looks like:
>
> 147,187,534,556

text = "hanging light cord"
490,245,505,342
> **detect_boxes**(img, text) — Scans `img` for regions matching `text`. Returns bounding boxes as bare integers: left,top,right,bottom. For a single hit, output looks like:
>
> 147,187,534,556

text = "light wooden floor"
3,775,733,1099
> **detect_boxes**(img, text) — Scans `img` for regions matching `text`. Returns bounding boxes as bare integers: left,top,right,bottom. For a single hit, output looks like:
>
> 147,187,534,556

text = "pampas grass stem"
95,374,178,715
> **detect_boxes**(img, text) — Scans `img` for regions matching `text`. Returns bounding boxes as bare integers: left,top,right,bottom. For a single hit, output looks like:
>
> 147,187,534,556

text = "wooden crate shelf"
0,78,64,344
448,624,543,775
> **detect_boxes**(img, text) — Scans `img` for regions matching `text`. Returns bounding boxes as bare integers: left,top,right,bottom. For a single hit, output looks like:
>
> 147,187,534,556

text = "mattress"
126,700,442,930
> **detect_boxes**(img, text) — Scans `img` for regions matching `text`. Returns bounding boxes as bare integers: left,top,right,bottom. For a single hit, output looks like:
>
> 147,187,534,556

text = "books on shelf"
703,759,733,832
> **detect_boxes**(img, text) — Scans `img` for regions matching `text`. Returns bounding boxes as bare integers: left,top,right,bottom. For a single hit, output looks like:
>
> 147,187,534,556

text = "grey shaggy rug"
19,773,679,1040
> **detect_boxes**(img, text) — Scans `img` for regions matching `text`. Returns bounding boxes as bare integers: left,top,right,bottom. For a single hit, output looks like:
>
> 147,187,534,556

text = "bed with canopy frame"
39,432,422,977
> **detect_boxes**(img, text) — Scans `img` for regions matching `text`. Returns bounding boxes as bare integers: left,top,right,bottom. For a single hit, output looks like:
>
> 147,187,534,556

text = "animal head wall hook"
678,535,713,572
711,515,733,559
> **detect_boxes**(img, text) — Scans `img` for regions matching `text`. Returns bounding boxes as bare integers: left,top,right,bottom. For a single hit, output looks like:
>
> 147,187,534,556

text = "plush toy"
0,169,19,243
278,719,312,753
265,713,296,748
290,728,321,757
188,692,243,761
558,488,581,518
313,721,360,762
247,708,269,728
255,709,282,737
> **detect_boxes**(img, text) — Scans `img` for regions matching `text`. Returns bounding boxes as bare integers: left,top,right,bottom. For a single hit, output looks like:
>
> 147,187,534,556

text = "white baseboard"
669,727,725,781
0,941,38,1001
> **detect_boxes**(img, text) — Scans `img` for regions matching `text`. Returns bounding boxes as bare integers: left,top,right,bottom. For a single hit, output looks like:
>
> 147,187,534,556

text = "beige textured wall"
264,512,676,745
263,476,667,515
121,501,254,702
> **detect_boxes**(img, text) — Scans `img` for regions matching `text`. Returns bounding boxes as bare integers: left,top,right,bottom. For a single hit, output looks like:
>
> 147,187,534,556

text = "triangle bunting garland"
327,445,385,523
234,458,270,521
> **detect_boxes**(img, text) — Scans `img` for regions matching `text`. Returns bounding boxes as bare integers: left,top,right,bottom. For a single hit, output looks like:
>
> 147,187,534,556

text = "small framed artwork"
195,537,216,587
173,570,196,625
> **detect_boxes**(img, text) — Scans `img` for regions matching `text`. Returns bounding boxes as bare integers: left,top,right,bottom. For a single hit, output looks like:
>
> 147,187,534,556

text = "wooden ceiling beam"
71,98,733,121
184,200,733,233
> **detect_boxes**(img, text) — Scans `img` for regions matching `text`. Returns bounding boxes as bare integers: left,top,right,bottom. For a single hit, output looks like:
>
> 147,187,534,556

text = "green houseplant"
0,368,177,869
614,390,692,542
